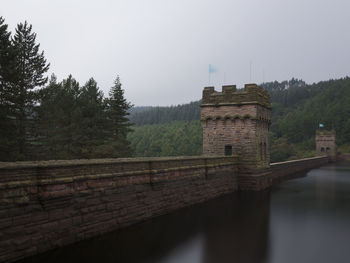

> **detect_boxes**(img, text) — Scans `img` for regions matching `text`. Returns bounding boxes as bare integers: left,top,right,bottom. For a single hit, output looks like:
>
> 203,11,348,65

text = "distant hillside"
277,78,350,145
127,77,350,161
128,78,311,126
128,106,153,115
128,101,200,126
128,120,202,157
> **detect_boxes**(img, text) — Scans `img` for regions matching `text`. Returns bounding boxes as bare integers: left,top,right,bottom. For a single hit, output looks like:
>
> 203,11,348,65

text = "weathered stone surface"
0,155,329,263
0,156,239,263
201,84,271,170
338,154,350,162
238,156,329,191
316,130,337,162
201,84,270,108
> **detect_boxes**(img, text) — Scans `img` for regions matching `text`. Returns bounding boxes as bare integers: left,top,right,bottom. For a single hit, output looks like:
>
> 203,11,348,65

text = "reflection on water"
19,163,350,263
269,163,350,263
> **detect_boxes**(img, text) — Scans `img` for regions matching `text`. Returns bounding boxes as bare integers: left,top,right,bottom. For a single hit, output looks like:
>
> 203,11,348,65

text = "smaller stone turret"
316,130,337,162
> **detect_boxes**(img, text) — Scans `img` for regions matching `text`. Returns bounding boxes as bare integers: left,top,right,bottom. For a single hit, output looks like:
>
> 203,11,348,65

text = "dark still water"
20,163,350,263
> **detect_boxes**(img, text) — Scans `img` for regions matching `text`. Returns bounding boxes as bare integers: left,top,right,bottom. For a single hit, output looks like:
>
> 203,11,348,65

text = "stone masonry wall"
0,155,329,262
238,156,329,191
201,84,271,170
338,154,350,162
316,130,337,162
202,118,259,169
0,156,238,263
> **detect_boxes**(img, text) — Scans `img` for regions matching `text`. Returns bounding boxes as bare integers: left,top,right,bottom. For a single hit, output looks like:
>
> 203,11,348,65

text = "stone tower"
316,130,337,162
201,84,271,171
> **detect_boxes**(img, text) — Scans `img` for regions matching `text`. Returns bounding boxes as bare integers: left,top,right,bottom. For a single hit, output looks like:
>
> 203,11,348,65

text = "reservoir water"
19,163,350,263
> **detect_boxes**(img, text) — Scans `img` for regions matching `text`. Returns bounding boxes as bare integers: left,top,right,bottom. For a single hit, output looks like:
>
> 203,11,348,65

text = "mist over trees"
0,17,132,161
128,101,200,126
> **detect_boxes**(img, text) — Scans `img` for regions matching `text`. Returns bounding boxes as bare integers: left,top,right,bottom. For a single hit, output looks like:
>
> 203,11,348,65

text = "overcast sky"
2,0,350,106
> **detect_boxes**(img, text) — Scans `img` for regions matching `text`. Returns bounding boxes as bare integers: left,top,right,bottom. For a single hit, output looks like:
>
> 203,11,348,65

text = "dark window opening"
321,147,325,152
225,145,232,156
326,147,330,153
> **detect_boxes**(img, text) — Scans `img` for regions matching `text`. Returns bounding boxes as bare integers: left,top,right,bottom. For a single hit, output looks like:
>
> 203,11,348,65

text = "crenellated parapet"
316,130,336,136
201,84,271,108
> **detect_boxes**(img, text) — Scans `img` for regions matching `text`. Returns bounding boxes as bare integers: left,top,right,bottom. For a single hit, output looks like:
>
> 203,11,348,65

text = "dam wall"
338,154,350,162
0,155,328,262
239,156,329,190
0,156,238,263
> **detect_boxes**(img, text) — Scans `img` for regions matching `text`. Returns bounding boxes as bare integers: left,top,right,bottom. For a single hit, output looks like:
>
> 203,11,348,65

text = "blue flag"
209,64,217,73
319,123,324,128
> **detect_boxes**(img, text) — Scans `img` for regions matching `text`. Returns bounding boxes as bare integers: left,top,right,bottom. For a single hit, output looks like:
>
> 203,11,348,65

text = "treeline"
129,101,200,125
0,17,132,161
35,75,132,160
128,78,350,162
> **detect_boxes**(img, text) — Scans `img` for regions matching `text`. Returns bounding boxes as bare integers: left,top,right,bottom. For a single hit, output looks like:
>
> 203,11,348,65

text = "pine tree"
37,74,83,160
10,21,50,159
78,78,107,158
0,17,14,90
105,76,133,157
0,16,16,161
60,75,82,158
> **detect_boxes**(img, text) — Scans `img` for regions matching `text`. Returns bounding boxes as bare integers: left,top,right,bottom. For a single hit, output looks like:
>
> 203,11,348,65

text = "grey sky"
2,0,350,106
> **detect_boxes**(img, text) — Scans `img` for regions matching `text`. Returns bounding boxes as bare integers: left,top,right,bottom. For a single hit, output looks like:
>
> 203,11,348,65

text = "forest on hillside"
128,77,350,163
129,101,201,126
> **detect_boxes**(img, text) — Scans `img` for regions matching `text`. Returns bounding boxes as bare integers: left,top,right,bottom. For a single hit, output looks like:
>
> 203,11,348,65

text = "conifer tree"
37,74,83,160
0,17,13,90
78,78,107,158
37,75,61,159
0,17,16,161
60,75,83,157
105,76,133,157
10,21,49,159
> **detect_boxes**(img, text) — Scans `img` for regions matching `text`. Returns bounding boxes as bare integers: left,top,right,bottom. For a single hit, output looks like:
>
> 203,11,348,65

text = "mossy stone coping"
0,156,238,170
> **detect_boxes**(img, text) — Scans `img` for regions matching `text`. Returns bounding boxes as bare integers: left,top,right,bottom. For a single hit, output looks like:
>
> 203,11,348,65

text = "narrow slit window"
225,145,232,156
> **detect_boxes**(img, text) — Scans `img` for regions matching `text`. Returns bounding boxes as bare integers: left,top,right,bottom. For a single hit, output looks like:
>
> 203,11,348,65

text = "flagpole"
208,64,210,85
250,60,252,82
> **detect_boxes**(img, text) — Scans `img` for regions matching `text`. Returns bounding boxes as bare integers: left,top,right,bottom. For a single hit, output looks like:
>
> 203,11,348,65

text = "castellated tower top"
201,84,271,108
316,129,337,162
